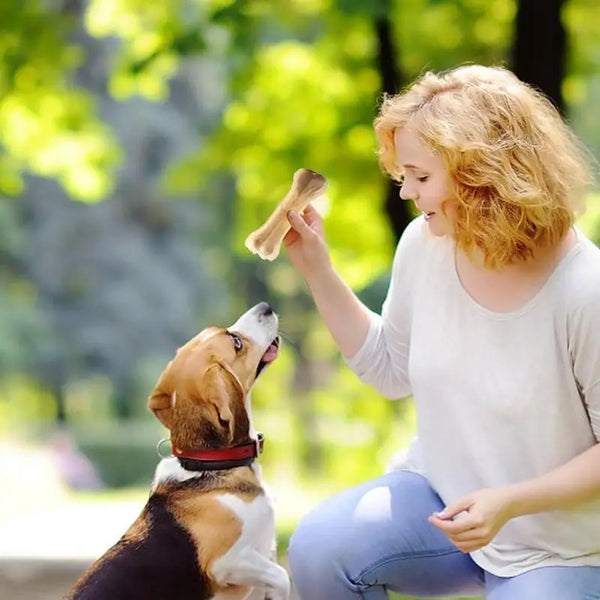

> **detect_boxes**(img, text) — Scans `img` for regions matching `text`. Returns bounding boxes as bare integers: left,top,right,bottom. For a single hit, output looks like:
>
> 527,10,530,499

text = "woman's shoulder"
562,229,600,310
570,229,600,277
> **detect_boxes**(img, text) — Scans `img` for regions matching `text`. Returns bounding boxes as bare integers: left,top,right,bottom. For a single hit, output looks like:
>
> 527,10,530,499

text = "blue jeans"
287,471,600,599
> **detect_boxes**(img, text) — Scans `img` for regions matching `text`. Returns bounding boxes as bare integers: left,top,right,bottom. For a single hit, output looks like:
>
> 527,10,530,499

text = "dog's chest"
153,459,276,554
216,491,276,555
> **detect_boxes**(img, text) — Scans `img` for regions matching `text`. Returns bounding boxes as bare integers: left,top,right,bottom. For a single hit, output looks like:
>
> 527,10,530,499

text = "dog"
67,302,290,600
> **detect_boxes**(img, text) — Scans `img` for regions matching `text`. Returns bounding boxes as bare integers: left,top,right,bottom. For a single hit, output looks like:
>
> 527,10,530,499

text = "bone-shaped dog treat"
245,168,328,261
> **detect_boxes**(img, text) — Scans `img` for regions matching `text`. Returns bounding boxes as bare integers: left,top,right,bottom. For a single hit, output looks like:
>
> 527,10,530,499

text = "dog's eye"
228,332,243,353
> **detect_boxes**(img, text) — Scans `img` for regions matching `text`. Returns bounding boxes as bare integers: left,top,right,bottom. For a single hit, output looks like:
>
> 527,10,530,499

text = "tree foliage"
0,0,599,491
0,1,119,200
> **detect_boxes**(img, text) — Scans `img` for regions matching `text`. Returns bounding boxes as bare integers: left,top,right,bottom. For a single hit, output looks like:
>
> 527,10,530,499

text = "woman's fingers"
287,209,311,234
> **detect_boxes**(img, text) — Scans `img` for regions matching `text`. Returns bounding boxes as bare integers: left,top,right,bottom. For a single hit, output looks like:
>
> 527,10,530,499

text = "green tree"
1,0,599,483
0,1,119,200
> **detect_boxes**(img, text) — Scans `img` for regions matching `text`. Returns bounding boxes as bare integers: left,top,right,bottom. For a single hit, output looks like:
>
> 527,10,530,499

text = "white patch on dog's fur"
211,492,289,600
152,457,203,488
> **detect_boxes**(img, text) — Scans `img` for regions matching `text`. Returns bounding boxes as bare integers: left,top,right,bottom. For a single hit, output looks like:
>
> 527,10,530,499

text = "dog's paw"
264,587,290,600
246,589,274,600
264,588,290,600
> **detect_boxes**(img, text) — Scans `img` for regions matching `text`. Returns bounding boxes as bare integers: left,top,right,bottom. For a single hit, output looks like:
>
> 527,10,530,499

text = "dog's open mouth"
256,336,280,377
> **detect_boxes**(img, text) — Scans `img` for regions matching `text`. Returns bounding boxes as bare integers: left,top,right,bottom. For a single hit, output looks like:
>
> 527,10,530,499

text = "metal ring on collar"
156,438,173,459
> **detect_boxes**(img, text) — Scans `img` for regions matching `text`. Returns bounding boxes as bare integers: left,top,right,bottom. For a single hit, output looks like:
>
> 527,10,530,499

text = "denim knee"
287,513,329,590
287,509,354,598
286,471,485,600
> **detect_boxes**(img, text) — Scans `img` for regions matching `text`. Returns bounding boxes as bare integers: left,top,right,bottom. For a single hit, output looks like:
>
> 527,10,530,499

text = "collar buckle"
254,432,264,457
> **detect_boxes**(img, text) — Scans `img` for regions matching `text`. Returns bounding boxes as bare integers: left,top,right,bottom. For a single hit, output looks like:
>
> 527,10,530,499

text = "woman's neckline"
450,228,582,319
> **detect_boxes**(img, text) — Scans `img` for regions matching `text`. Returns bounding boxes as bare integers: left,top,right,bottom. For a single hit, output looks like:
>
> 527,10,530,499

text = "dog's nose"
257,302,273,316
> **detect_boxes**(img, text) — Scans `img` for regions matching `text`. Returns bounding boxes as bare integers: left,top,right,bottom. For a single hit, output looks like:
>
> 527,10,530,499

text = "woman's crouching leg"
287,471,485,600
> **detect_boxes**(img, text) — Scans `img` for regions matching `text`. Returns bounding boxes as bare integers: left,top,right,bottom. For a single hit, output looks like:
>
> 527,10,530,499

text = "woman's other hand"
428,487,515,553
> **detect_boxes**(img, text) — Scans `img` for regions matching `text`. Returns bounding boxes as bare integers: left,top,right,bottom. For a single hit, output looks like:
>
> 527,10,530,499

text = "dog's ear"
148,390,174,429
199,363,244,443
147,362,175,429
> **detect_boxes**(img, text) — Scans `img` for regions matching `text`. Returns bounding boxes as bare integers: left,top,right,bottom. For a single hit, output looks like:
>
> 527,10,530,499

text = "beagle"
67,302,290,600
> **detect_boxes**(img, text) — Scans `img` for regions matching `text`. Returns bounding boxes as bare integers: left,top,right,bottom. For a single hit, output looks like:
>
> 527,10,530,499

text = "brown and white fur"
67,302,290,600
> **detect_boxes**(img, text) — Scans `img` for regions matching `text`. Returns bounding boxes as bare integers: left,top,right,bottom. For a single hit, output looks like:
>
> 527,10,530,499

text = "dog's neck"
169,399,252,452
166,387,260,472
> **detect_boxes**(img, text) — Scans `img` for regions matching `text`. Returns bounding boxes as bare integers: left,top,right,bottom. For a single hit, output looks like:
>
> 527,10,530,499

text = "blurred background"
0,1,599,599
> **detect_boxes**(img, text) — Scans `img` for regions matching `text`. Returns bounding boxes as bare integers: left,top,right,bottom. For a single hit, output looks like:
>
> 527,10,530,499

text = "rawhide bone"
245,168,328,261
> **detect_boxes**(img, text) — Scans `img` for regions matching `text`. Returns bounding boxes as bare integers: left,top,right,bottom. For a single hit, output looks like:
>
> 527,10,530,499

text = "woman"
284,65,600,599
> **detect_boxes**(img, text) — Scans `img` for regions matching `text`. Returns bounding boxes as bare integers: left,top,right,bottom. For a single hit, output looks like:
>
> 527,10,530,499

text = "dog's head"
147,302,279,452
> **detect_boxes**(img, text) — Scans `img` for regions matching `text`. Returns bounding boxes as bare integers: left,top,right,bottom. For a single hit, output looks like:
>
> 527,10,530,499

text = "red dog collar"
171,433,264,471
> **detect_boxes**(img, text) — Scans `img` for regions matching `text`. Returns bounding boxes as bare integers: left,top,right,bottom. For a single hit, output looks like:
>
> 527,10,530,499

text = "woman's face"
394,127,453,237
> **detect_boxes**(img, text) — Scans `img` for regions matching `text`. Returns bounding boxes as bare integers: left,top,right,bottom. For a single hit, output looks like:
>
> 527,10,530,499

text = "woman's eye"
417,176,429,183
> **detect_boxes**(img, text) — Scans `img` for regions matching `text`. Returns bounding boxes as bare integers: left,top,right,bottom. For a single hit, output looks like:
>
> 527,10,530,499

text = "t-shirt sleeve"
344,216,424,399
569,245,600,441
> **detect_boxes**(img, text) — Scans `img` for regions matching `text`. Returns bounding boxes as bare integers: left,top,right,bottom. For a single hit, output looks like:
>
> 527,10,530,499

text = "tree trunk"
55,385,67,423
374,16,413,243
511,0,567,113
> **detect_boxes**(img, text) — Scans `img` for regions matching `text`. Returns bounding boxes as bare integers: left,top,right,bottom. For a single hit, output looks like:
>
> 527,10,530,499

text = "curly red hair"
374,65,594,268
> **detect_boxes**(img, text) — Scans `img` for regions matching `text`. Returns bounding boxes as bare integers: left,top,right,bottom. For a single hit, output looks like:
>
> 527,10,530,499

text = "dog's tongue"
261,340,279,363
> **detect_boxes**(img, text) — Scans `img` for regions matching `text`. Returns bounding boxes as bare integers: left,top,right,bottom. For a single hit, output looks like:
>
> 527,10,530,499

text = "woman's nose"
399,181,415,201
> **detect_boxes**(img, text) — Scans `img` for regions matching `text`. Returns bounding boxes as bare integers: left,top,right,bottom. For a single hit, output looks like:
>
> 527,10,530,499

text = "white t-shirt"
346,215,600,577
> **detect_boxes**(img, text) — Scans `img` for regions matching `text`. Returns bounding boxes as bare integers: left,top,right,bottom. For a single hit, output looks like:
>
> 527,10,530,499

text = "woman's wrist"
302,253,335,289
501,484,530,520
